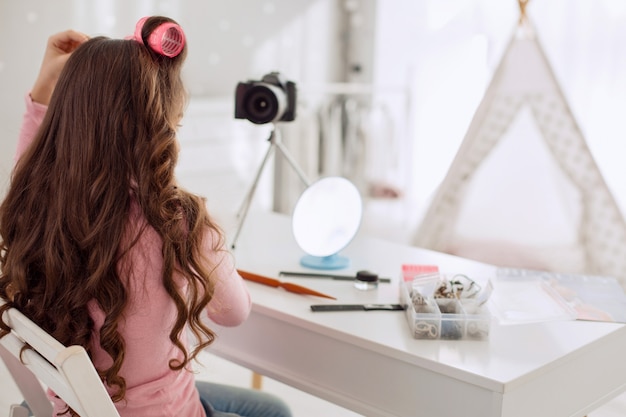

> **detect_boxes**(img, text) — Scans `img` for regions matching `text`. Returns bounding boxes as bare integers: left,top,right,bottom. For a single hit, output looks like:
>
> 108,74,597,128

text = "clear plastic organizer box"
399,273,492,340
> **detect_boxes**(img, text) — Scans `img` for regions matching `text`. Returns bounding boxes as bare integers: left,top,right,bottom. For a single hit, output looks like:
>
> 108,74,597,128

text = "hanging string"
518,0,530,25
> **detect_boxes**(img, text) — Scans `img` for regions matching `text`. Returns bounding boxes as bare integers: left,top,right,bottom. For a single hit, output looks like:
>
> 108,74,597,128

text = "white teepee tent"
413,5,626,287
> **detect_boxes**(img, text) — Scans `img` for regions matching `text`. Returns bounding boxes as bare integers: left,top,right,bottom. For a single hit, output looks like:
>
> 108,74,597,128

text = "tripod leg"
231,142,276,249
231,126,312,249
274,139,311,188
236,143,276,217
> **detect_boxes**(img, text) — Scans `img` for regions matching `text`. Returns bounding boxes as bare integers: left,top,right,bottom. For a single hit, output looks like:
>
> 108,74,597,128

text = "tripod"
231,125,311,249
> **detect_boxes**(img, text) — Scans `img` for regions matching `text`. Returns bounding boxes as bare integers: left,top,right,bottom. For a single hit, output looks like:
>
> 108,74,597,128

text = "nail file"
310,304,405,312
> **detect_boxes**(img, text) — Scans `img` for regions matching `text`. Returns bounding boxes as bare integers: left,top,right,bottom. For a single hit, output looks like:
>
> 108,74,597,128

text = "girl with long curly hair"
0,16,291,417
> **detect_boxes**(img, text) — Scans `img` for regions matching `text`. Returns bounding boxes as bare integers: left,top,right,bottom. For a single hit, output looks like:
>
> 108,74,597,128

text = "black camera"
234,72,297,124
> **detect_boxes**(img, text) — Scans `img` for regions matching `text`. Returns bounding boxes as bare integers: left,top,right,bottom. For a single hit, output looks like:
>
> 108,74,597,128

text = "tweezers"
310,304,405,312
279,271,392,283
238,269,336,300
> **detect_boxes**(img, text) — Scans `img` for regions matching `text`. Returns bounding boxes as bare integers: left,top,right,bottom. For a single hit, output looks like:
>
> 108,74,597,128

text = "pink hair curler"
133,16,186,58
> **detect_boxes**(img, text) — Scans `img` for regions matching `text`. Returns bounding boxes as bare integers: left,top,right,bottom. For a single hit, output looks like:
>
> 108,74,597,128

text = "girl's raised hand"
31,30,89,105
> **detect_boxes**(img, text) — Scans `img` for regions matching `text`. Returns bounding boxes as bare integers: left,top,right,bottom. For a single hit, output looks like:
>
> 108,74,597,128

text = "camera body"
235,72,297,124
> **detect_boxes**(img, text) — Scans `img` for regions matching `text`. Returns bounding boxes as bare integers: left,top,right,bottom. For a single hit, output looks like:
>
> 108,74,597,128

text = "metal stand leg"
231,126,310,249
272,131,310,187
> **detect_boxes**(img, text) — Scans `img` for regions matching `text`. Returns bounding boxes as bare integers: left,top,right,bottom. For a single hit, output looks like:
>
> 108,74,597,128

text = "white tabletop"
209,210,626,417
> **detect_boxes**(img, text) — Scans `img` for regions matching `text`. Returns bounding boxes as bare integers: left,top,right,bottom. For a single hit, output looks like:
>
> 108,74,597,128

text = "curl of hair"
0,16,221,410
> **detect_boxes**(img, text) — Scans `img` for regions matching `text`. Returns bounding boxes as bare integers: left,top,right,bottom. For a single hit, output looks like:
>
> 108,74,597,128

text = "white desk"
209,211,626,417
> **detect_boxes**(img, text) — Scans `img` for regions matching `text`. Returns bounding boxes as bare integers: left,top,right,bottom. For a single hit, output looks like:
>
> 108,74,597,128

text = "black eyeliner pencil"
279,271,392,283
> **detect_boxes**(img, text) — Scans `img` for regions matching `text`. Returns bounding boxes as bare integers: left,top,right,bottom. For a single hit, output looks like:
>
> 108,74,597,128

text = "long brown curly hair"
0,16,221,408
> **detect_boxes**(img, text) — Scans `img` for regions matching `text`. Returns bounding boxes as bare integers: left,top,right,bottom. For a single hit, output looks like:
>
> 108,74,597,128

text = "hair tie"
132,16,186,58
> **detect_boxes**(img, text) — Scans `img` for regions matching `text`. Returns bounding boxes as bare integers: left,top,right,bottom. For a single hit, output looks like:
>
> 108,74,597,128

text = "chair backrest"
0,300,120,417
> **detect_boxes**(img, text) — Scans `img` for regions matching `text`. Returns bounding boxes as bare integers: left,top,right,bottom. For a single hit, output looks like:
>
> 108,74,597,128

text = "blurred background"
1,0,625,248
0,0,626,247
2,1,626,416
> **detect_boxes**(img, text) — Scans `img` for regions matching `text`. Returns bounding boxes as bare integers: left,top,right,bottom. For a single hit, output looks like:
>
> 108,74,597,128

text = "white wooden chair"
0,300,120,417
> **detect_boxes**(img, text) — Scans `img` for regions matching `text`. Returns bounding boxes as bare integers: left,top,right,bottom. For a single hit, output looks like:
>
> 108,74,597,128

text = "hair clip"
132,16,186,58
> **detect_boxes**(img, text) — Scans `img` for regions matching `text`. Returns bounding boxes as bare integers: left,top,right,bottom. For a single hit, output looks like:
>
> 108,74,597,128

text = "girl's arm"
15,30,88,162
15,96,47,162
203,228,252,327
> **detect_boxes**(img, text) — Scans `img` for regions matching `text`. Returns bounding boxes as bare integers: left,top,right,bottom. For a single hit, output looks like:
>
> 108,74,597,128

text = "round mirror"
292,176,362,269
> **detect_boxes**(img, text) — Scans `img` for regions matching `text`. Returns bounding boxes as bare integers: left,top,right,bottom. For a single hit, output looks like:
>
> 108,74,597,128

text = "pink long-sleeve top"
17,95,252,417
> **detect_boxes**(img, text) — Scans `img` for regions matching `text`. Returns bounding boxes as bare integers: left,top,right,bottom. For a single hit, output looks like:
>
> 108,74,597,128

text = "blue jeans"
197,381,292,417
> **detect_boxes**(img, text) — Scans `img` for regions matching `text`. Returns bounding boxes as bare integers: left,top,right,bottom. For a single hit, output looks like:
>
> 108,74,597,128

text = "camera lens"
243,83,287,124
